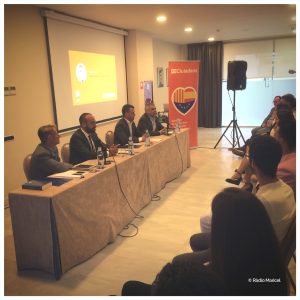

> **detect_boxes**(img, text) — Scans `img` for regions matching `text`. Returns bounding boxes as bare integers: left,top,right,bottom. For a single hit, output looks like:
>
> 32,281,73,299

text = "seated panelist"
29,125,72,180
69,113,118,165
137,103,166,136
114,104,145,146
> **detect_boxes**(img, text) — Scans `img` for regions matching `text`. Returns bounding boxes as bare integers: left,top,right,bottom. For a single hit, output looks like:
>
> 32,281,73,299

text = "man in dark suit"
138,103,166,136
114,104,145,146
69,113,118,165
29,125,72,180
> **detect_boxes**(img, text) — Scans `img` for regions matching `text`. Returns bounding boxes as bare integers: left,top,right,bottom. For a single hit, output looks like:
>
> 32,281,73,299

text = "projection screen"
43,10,128,132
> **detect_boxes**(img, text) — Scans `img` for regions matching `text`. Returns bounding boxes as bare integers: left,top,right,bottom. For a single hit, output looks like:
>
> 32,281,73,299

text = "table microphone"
164,116,172,136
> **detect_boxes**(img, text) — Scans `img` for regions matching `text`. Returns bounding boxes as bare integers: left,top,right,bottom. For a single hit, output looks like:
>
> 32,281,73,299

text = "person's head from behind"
145,103,157,117
38,125,59,148
281,93,296,111
151,260,226,296
275,104,295,125
274,103,294,131
275,116,296,153
79,113,96,134
248,135,282,179
210,187,287,295
122,104,135,122
273,95,281,106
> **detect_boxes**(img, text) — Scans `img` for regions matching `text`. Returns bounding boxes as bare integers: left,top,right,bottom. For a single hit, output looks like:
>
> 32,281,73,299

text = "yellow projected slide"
69,50,118,106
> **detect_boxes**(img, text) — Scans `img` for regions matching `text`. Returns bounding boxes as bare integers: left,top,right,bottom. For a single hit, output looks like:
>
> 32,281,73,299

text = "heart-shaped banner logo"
171,87,197,116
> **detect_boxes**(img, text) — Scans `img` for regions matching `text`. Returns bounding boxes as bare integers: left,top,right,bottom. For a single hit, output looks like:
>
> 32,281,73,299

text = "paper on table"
118,149,130,155
151,138,162,142
48,170,87,179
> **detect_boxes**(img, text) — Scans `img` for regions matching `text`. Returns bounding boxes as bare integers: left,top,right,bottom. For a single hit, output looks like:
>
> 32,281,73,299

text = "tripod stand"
214,90,245,149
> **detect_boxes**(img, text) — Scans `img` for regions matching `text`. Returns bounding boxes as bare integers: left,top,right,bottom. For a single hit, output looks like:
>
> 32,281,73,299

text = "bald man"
137,103,166,136
29,125,72,180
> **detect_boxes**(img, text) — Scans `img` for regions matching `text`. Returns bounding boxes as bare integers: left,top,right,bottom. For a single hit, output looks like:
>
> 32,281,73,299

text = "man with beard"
69,113,118,165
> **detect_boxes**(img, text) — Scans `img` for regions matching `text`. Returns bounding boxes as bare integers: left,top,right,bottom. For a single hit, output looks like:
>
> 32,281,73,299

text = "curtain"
188,42,223,127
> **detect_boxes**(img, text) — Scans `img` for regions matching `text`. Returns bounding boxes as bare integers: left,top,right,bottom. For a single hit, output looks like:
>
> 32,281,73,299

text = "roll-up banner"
168,61,200,148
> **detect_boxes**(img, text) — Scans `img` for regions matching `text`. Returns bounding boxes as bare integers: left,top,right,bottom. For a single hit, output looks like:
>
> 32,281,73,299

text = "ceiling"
38,4,296,45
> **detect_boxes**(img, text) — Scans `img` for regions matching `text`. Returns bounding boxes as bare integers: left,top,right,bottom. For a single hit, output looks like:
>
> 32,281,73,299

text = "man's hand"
109,144,119,156
159,128,167,135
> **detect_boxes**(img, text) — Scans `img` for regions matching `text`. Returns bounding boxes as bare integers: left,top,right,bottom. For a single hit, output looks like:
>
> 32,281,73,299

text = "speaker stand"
214,90,246,149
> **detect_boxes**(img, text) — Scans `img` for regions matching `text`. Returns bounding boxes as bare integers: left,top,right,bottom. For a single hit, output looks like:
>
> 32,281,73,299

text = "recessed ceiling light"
156,15,167,23
208,37,215,41
184,27,193,32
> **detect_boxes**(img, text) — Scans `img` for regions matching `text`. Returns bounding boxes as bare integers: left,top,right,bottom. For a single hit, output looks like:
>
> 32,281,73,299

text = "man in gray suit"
137,103,166,136
29,125,72,180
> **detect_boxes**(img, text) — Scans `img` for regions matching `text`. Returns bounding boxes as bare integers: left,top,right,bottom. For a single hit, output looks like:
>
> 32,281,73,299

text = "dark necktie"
88,134,96,153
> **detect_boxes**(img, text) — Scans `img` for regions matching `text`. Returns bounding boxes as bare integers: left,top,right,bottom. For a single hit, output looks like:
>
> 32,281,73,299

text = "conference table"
9,129,190,279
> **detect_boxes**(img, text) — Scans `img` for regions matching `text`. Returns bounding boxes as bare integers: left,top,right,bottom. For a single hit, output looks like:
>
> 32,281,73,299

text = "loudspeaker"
227,61,247,91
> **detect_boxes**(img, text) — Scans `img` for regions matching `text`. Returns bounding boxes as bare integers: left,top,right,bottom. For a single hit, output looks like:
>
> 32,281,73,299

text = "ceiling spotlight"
156,15,167,23
208,37,215,41
184,27,193,32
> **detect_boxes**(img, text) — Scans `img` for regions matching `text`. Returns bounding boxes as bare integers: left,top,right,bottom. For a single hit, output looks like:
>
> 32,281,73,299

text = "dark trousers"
172,232,211,264
121,280,152,296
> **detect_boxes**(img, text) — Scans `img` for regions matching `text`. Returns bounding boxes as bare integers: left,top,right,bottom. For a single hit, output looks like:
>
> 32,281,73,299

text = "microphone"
288,69,296,74
164,116,173,136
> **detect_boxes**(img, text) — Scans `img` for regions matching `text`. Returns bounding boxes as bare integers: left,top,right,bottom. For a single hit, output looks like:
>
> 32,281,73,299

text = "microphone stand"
165,116,172,136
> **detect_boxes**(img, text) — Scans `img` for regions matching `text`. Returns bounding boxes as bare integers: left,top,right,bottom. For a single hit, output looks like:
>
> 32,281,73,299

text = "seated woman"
209,188,287,295
226,104,296,194
121,188,287,296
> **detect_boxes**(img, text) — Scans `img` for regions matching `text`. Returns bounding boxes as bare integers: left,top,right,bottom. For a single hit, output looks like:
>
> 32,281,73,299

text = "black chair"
61,143,70,163
105,130,114,147
23,154,32,181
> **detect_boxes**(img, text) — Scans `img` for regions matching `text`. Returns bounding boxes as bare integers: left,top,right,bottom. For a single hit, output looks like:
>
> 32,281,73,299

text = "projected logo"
76,63,87,83
171,87,197,115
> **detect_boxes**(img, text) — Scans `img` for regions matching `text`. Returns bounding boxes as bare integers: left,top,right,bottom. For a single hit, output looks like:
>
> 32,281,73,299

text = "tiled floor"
4,127,296,296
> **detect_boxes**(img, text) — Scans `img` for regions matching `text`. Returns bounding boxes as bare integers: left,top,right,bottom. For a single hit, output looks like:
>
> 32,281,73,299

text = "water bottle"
97,147,105,168
175,119,180,134
145,129,150,147
128,136,134,155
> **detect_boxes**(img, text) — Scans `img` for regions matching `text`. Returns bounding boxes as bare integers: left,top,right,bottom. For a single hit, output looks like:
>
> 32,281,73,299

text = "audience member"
232,94,294,157
184,135,295,266
122,261,226,296
137,103,166,136
226,105,296,194
114,104,145,145
249,135,295,242
251,95,281,136
29,125,72,180
122,188,288,296
280,93,296,117
275,115,296,196
209,188,287,295
69,113,118,165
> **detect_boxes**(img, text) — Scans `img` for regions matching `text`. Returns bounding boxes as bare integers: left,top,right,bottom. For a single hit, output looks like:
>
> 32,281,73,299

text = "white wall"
223,38,296,79
152,39,186,112
125,30,154,118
